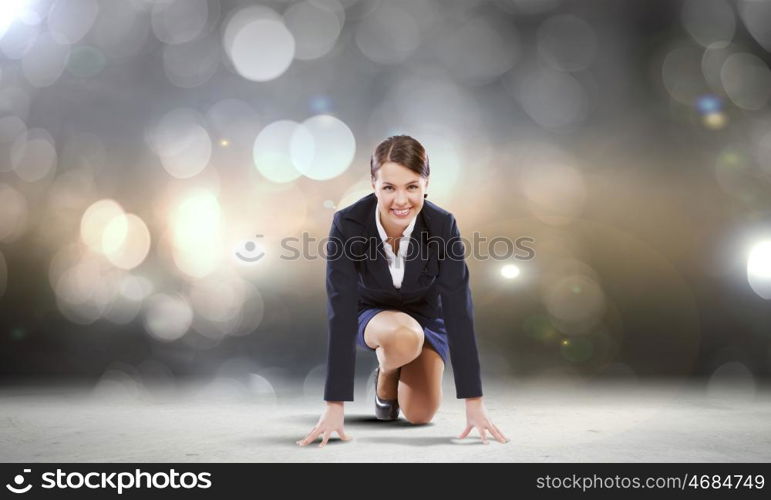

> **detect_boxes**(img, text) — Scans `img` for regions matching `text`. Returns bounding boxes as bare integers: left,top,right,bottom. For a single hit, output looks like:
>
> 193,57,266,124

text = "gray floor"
1,377,769,462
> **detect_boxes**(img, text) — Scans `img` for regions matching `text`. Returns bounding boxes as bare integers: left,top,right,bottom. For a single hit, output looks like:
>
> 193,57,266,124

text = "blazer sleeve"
437,213,484,399
323,212,360,401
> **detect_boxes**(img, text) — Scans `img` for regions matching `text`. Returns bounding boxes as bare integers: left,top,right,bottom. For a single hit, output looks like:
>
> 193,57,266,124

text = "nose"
394,190,409,205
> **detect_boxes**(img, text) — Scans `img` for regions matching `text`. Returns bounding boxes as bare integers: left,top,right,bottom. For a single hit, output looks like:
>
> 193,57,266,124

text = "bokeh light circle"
80,199,125,252
21,31,70,88
11,127,57,182
290,114,356,181
681,0,735,48
284,0,344,61
226,15,295,82
151,0,209,45
47,0,99,45
537,14,597,72
162,35,219,88
143,293,193,342
148,108,212,178
517,68,589,128
720,52,771,111
252,120,304,183
354,2,419,65
102,213,151,270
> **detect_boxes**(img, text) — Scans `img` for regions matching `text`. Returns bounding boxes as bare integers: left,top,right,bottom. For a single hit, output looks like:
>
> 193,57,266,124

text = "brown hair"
370,135,430,181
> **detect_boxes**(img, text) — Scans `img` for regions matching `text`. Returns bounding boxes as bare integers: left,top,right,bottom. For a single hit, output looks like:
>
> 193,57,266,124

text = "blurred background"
1,0,770,403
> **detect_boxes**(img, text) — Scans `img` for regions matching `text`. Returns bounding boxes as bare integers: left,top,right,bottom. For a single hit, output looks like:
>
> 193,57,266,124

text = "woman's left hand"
458,397,509,444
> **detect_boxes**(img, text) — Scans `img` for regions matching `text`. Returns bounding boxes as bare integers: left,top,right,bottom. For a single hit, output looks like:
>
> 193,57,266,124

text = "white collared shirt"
375,202,417,289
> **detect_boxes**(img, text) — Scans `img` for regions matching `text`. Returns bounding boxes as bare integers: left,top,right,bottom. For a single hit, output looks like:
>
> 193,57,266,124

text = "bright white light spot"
747,240,771,299
0,0,30,38
748,241,771,278
501,264,521,279
170,189,223,278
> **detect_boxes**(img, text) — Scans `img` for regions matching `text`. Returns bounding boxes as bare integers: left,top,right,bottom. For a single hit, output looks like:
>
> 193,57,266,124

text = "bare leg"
398,344,444,424
363,310,424,400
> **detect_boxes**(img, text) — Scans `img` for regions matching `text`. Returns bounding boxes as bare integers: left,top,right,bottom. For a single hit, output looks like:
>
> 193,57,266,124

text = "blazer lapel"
350,193,435,293
400,213,430,291
365,204,398,291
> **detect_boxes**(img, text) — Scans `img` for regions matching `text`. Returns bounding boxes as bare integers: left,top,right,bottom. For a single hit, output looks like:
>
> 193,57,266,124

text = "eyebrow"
382,181,420,186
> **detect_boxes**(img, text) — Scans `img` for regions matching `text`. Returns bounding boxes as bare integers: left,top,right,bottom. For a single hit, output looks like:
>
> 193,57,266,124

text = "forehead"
376,162,422,182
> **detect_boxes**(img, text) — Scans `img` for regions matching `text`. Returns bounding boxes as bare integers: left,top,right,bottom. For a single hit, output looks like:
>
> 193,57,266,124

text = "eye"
408,185,418,190
384,186,393,191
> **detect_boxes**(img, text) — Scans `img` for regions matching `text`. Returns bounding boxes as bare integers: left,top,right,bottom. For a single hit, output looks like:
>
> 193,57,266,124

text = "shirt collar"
375,201,417,245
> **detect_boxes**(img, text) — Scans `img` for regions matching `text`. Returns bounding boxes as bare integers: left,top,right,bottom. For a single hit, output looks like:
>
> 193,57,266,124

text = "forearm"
323,214,360,402
441,286,483,398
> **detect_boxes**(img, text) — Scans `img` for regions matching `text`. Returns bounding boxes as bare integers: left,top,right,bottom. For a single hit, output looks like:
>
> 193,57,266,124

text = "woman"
297,135,508,448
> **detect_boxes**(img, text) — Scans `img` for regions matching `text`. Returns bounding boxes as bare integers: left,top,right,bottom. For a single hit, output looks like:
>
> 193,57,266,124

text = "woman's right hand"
296,401,351,448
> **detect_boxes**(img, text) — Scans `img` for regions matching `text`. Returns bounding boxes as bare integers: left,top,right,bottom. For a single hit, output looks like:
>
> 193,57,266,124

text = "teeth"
392,209,409,215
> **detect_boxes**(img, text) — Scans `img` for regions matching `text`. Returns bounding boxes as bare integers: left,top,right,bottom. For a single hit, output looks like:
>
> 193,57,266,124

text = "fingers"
319,430,332,448
458,424,472,439
491,423,509,443
298,426,352,448
479,427,489,445
296,426,321,447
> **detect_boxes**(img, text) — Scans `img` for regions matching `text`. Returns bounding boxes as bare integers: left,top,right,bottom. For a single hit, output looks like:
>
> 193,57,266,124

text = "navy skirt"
356,306,449,365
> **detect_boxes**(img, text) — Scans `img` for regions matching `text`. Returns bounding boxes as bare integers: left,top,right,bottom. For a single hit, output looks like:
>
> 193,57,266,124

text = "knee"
403,406,438,425
380,325,423,364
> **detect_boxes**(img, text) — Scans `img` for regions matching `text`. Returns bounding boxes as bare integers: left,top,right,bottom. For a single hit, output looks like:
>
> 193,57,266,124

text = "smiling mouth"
391,208,411,216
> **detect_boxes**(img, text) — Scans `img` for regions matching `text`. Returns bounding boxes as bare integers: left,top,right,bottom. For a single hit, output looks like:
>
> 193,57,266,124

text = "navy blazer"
323,192,483,401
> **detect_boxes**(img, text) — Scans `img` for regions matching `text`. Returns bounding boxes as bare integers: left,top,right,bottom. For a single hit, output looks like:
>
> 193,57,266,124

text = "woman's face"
371,161,428,228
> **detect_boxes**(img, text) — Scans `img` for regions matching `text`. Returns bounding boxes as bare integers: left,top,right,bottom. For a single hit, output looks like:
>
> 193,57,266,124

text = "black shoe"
374,367,400,421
